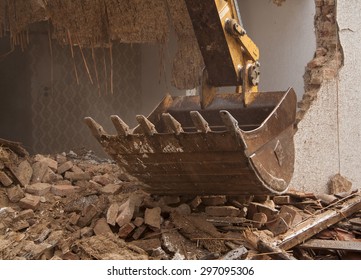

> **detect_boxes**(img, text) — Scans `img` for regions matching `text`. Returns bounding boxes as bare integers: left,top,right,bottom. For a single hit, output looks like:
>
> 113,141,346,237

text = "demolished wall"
290,0,361,193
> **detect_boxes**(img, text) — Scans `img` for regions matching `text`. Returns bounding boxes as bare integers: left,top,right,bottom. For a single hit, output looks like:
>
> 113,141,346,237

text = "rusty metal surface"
85,88,297,196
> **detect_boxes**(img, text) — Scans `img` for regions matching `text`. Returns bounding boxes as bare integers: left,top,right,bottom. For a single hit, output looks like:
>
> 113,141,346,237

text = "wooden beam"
299,239,361,252
274,194,361,251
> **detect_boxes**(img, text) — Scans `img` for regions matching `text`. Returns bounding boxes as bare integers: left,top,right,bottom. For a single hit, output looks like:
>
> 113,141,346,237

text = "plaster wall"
291,0,361,193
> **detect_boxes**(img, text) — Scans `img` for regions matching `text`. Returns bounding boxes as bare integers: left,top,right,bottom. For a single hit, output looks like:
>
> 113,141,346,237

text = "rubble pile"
1,139,361,260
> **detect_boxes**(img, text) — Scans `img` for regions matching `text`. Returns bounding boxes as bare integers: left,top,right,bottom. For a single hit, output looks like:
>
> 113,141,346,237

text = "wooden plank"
299,239,361,252
275,194,361,250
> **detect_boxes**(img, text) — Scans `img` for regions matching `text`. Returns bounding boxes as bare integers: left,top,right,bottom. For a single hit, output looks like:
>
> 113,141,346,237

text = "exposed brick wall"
297,0,343,123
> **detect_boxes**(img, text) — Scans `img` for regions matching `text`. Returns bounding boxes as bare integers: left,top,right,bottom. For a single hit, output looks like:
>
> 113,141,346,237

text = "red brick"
26,183,51,196
118,222,135,239
19,195,41,210
51,185,76,196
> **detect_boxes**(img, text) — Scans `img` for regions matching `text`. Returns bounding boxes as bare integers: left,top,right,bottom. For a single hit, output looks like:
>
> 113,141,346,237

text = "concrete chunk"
26,183,51,196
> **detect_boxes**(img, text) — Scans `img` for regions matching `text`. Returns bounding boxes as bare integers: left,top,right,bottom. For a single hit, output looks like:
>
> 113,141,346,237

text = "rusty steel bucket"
85,88,297,195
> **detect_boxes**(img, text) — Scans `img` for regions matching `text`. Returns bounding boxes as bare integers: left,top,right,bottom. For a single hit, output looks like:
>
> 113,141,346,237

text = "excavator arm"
85,0,297,196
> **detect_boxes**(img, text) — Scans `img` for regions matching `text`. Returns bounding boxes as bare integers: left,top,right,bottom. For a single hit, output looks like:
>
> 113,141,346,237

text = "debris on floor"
1,139,361,260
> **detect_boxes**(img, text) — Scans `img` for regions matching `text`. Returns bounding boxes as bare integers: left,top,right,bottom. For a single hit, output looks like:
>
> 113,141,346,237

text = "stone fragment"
328,173,352,195
57,161,73,174
11,160,33,186
31,161,48,183
56,154,67,164
205,206,240,217
0,170,13,186
77,204,99,227
100,184,122,195
19,194,41,210
65,171,91,181
26,183,51,196
6,185,25,202
116,200,135,227
70,165,83,173
106,203,120,226
51,185,76,196
201,195,227,206
118,222,135,239
93,218,113,236
144,207,162,229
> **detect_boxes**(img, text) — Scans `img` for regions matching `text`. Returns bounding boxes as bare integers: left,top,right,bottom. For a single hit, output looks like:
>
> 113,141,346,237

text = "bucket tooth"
84,117,107,140
111,115,130,136
190,111,211,133
219,110,239,132
162,113,184,135
136,115,157,136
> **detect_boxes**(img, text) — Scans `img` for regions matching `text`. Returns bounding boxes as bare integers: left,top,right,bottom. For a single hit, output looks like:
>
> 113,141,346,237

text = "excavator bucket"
85,88,297,196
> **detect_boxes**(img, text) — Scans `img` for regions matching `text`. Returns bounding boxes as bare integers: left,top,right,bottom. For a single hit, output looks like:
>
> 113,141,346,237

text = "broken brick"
14,209,35,222
39,156,58,171
51,185,76,196
266,213,291,236
189,196,202,209
0,170,13,186
42,169,62,184
205,206,240,217
106,203,120,226
19,194,41,210
26,183,51,196
132,225,147,240
279,205,303,227
64,171,91,181
12,220,30,231
118,222,135,239
10,160,33,186
31,161,48,183
92,174,114,186
100,184,122,195
57,161,73,174
273,196,291,205
93,218,113,236
133,217,144,227
144,207,162,229
253,212,268,229
69,212,80,225
116,200,135,227
328,173,352,195
6,185,25,202
77,204,99,227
